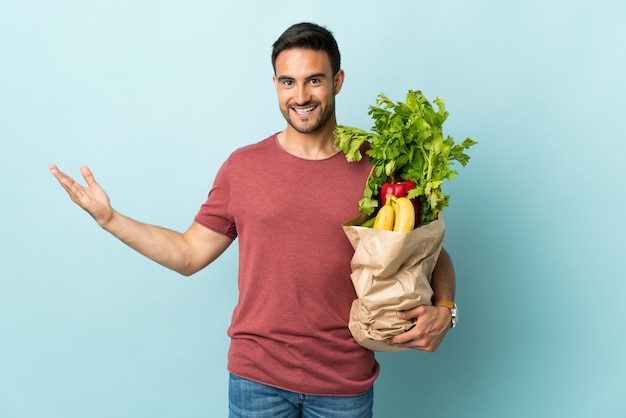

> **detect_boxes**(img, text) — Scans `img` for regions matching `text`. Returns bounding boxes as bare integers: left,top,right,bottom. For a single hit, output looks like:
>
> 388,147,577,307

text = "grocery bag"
342,214,445,352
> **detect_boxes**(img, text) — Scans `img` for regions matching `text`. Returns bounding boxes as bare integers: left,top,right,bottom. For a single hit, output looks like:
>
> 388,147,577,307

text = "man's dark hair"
272,22,341,76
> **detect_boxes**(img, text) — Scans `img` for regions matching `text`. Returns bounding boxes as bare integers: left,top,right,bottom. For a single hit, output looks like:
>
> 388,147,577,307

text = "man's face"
273,48,344,134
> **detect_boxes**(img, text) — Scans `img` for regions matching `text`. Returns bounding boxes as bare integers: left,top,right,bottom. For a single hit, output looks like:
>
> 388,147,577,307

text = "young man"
50,22,456,418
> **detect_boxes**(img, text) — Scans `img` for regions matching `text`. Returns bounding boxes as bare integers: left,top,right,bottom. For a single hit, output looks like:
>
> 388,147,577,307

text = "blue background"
2,1,625,417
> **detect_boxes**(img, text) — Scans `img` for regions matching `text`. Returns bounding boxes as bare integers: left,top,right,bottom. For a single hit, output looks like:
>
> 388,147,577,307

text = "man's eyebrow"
305,72,327,80
276,73,328,82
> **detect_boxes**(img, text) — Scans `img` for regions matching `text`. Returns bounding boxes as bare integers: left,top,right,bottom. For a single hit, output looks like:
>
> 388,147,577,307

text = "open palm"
49,164,114,226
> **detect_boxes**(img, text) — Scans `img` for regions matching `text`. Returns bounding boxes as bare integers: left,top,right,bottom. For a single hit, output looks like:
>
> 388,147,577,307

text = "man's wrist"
435,299,455,310
435,300,457,328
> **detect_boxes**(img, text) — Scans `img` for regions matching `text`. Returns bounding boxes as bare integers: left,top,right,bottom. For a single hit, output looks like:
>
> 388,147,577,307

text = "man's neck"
277,124,340,160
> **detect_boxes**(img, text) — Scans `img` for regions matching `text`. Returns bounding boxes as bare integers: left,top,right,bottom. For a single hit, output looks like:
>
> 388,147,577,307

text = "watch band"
435,300,455,310
436,300,457,328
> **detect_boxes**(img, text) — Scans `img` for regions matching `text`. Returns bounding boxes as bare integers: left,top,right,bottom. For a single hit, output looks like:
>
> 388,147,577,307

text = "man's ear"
334,69,345,95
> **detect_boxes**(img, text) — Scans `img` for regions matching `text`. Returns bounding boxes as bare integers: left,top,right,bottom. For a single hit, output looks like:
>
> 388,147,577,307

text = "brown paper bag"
342,214,445,352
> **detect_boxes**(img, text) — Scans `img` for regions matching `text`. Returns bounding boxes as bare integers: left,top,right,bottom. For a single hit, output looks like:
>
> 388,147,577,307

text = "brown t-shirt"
194,133,379,396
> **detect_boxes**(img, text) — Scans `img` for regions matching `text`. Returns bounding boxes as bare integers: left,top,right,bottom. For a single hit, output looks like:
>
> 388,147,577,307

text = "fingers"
80,165,96,185
49,164,62,180
385,329,441,352
385,305,449,351
49,164,76,189
50,164,93,189
49,164,87,202
396,304,427,321
386,324,426,344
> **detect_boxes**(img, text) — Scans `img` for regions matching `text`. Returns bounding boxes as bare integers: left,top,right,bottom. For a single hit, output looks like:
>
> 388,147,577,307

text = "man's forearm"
101,209,195,274
431,247,456,303
101,210,233,276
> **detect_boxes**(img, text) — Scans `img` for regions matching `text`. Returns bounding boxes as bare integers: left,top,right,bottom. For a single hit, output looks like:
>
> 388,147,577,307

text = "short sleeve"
194,158,238,239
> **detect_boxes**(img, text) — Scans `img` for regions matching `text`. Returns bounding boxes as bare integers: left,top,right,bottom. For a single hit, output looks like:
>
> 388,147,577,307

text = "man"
50,22,456,418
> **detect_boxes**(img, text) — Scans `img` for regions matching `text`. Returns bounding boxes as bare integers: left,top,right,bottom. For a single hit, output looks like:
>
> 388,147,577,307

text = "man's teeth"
295,106,315,115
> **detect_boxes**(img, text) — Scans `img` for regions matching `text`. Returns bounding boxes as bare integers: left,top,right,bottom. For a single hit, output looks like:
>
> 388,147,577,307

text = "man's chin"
289,120,320,134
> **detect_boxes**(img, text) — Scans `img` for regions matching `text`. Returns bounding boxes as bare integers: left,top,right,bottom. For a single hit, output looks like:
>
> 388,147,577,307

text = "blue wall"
2,1,624,417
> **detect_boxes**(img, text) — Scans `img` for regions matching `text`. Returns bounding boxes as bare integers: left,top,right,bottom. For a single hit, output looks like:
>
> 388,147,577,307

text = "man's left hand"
385,305,452,352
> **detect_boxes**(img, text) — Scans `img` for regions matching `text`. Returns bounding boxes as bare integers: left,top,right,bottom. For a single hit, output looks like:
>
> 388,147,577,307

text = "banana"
373,199,395,230
393,197,415,233
371,196,415,232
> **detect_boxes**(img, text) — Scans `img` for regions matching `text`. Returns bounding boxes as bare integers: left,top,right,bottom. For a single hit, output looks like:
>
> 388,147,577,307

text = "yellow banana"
393,197,415,233
373,199,395,230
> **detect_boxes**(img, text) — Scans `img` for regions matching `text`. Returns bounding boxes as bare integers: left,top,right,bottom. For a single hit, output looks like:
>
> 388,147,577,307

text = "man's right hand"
49,164,114,227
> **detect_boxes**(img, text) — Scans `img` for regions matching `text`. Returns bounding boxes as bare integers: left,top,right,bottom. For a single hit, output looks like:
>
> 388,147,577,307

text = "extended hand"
385,305,452,352
49,164,114,226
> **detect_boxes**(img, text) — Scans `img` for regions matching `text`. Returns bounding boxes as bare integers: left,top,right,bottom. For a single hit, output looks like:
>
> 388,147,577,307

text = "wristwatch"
450,303,457,329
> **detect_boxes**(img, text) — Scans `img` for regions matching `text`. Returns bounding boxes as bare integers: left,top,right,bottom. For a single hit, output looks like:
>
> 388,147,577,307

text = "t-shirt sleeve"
194,158,238,239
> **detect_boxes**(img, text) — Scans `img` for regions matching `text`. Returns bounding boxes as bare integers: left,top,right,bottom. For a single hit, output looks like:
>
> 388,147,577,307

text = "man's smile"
293,105,317,117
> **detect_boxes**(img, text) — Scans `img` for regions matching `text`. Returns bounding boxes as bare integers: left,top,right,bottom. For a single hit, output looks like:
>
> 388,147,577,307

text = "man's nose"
295,84,311,104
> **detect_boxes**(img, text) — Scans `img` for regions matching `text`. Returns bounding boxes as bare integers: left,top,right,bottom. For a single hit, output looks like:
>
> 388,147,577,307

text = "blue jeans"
228,373,374,418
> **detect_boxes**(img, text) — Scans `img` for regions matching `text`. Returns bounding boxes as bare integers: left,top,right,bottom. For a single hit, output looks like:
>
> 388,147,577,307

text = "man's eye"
309,78,320,84
282,80,293,86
